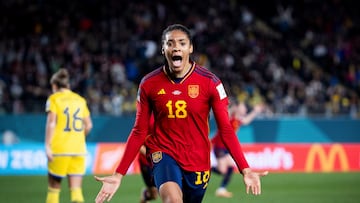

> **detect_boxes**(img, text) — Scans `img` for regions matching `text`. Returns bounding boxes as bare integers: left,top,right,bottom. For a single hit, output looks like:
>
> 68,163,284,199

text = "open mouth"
171,55,183,67
172,55,182,61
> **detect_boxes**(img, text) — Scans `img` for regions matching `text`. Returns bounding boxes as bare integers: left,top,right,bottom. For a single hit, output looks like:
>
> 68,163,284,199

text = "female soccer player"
45,68,93,203
94,24,267,203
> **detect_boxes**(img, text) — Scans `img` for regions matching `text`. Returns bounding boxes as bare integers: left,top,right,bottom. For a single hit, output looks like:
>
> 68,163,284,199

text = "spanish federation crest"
188,85,199,98
152,151,163,163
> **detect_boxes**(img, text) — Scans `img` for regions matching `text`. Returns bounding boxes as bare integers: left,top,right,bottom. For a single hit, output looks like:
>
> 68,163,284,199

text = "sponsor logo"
305,144,349,172
157,89,166,95
172,90,181,95
188,85,199,98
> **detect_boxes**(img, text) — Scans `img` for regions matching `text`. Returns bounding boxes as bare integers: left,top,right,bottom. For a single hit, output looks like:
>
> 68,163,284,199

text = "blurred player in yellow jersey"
45,68,93,203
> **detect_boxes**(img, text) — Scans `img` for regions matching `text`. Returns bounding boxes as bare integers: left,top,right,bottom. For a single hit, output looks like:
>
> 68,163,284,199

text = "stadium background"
0,0,359,202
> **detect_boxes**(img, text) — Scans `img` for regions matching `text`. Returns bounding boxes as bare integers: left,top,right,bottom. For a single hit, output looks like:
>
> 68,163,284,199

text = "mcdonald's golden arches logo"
305,144,349,172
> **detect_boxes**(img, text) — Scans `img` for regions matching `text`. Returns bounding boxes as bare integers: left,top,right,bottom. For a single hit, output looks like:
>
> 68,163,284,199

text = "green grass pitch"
0,172,359,203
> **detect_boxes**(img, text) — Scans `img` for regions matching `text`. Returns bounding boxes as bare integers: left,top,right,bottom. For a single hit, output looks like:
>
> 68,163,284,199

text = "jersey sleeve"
210,82,249,171
116,83,151,175
45,96,56,113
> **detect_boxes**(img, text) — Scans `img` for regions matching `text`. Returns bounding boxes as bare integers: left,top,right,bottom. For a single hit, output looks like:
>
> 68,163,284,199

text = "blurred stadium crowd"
0,0,359,118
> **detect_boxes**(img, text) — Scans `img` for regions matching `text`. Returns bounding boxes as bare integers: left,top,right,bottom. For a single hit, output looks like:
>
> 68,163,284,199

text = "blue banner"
0,143,97,175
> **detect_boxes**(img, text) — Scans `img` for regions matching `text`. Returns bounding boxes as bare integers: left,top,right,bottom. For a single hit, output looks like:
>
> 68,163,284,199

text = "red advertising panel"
91,143,360,174
93,143,140,175
242,143,360,172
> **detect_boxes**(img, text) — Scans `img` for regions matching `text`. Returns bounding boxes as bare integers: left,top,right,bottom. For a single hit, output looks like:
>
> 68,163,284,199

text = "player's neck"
167,61,193,79
58,88,69,92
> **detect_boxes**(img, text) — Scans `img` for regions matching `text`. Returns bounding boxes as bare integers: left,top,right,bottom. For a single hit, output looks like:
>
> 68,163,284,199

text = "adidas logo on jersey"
157,89,166,95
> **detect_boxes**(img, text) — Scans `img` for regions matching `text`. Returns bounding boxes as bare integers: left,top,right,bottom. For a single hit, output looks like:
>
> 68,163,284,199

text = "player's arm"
212,100,249,170
215,103,268,195
241,103,264,125
139,114,154,156
45,111,56,161
210,81,248,170
83,101,93,136
83,116,93,136
211,82,267,195
115,86,152,175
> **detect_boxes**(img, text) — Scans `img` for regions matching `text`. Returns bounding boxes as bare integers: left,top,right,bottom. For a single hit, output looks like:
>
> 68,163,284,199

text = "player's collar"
163,61,195,84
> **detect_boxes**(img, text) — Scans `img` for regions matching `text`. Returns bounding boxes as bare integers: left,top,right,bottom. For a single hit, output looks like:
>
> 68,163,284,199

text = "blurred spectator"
1,130,19,145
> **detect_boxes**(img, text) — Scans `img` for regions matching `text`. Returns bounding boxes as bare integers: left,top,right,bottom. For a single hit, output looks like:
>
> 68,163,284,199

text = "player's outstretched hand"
242,168,268,195
94,173,123,203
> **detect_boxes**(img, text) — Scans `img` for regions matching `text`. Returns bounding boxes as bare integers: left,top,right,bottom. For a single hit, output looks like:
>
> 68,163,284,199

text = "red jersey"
211,117,242,149
138,115,155,167
138,152,148,166
116,62,249,174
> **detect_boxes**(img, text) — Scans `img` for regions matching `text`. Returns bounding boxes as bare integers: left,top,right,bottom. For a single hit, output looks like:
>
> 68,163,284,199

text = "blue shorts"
151,152,210,203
